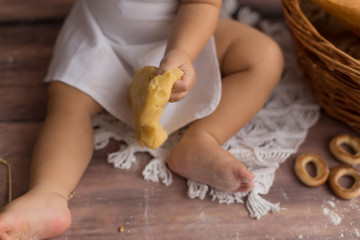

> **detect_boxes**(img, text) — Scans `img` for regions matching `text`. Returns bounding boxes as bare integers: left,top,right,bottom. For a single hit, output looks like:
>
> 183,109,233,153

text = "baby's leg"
168,19,284,192
0,82,102,240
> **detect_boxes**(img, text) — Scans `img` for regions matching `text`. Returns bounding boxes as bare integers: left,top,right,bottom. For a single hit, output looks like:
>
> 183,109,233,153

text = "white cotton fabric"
45,0,222,134
92,5,321,219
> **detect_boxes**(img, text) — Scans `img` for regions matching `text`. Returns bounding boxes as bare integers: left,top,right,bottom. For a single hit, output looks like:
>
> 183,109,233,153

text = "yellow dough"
311,0,360,36
130,66,184,149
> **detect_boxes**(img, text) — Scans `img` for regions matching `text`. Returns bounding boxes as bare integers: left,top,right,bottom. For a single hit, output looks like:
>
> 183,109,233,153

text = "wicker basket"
282,0,360,133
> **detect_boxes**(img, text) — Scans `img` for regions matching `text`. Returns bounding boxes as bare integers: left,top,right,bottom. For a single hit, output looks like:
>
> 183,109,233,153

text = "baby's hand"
155,49,196,102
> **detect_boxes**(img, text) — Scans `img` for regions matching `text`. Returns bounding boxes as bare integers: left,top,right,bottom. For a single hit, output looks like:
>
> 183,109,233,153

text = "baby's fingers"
169,75,194,102
172,78,188,93
169,91,188,102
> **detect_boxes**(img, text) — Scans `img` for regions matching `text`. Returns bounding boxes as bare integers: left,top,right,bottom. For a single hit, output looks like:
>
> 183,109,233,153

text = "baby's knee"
252,36,284,88
263,37,284,72
47,81,102,116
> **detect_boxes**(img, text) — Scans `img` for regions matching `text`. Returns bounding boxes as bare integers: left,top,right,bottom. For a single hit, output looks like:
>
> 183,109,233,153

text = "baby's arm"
157,0,222,102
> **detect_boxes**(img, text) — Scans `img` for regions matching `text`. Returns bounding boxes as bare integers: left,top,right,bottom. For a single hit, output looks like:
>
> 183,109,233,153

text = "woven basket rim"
290,26,360,79
282,0,360,69
282,0,360,134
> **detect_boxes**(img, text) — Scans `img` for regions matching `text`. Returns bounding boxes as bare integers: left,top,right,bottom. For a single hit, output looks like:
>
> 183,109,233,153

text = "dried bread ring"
294,154,329,187
328,165,360,200
329,134,360,165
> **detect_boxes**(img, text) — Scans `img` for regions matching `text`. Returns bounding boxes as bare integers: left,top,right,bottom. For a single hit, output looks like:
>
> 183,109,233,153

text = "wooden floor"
1,2,360,240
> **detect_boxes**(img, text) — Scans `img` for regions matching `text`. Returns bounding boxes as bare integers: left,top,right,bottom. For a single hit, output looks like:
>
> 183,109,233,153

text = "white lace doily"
92,4,320,219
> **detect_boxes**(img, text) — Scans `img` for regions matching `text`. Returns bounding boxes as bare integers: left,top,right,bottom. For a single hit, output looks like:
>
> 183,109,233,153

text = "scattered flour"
327,200,336,208
321,199,342,226
349,200,360,210
355,228,360,237
280,188,289,201
322,207,342,226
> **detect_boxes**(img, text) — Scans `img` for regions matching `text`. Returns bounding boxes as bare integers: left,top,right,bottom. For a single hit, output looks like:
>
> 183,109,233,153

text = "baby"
0,0,284,239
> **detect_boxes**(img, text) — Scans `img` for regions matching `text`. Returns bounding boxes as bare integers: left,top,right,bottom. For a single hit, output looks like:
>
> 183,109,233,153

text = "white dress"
45,0,222,134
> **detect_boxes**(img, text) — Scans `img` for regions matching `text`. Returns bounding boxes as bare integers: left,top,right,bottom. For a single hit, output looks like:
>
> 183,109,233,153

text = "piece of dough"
130,66,183,149
311,0,360,36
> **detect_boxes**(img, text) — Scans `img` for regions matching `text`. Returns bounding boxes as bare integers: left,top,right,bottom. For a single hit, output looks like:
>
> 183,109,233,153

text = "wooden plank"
1,112,360,239
0,24,61,121
62,113,360,240
2,3,357,239
0,0,75,22
0,122,41,205
65,113,360,240
0,24,61,86
0,85,47,121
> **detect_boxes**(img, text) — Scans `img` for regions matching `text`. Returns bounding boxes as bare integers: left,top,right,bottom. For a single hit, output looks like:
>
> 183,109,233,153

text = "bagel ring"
295,154,329,187
330,134,360,165
328,165,360,200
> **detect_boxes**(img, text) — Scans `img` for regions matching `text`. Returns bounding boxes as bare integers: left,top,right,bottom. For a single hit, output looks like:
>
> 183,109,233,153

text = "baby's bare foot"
168,131,254,192
0,187,71,240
